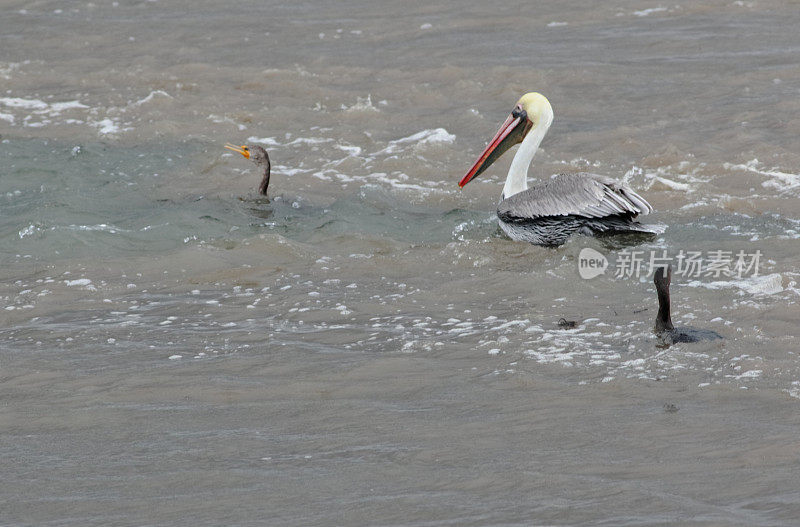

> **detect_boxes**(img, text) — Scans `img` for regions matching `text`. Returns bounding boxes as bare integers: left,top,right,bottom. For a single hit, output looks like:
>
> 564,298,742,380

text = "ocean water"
2,1,800,525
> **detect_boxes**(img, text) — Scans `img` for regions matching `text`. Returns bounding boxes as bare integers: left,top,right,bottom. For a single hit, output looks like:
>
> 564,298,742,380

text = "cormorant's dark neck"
258,163,270,196
655,285,673,332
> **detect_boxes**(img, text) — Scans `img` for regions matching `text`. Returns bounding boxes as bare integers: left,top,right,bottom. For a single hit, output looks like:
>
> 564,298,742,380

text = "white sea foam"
734,370,762,380
0,97,132,135
647,176,690,192
132,90,173,106
391,128,456,147
335,144,362,156
371,173,444,193
245,136,284,146
334,304,351,315
725,159,800,194
91,118,122,135
285,137,333,146
64,278,92,287
633,6,668,16
47,101,89,114
342,94,378,112
209,114,247,130
0,97,48,110
0,97,89,127
18,225,37,238
684,273,783,295
374,128,456,156
78,223,121,232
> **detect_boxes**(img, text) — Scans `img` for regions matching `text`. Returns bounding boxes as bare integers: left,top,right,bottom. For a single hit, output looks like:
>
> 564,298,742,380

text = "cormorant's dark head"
653,265,672,290
225,143,269,166
225,143,272,195
246,144,270,168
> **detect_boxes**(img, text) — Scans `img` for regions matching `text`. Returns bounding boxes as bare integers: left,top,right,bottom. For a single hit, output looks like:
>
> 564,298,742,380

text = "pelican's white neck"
501,109,553,200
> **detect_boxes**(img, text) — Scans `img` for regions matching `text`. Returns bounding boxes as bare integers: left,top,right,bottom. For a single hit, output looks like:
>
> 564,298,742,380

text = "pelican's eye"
243,146,249,152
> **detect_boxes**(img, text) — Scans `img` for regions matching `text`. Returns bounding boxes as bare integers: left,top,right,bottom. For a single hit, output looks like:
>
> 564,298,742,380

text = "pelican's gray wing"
498,173,653,221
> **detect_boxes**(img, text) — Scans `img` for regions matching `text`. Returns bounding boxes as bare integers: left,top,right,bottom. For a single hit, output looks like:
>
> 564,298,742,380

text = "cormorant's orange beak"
224,143,250,159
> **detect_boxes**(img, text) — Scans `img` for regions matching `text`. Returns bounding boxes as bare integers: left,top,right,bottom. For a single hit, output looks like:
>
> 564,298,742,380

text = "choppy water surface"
2,1,800,525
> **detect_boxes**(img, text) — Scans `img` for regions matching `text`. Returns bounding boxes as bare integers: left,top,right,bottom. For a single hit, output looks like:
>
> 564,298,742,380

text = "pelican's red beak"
459,107,531,188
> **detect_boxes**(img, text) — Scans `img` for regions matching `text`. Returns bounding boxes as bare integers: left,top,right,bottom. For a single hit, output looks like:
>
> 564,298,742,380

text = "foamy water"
3,1,800,525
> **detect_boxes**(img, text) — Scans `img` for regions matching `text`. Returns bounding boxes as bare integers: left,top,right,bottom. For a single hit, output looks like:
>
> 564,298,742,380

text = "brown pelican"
224,143,271,195
459,93,657,246
654,265,722,345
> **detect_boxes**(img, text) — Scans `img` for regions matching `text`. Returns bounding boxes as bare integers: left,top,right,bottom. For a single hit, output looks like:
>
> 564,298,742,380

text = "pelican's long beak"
459,110,531,188
224,143,250,159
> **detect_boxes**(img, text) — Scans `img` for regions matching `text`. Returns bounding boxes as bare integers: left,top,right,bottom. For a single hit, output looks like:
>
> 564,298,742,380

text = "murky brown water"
2,1,800,525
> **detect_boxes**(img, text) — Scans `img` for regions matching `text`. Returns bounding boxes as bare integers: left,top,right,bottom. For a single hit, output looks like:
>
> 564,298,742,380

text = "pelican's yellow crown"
517,92,553,123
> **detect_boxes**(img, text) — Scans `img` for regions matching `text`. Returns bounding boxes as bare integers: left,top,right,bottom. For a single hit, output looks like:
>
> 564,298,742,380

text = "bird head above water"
224,143,271,195
459,92,554,189
652,264,722,345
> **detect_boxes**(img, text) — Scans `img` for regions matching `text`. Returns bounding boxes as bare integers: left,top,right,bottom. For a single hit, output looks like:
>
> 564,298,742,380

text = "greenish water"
2,1,800,525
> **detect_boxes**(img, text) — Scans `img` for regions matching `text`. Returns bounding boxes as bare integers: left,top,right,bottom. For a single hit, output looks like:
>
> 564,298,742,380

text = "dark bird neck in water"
257,161,271,196
224,143,271,196
653,265,674,332
653,264,722,345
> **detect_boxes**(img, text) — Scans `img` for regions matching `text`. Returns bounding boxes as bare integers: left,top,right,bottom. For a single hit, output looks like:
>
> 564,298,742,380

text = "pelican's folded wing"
497,173,653,222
